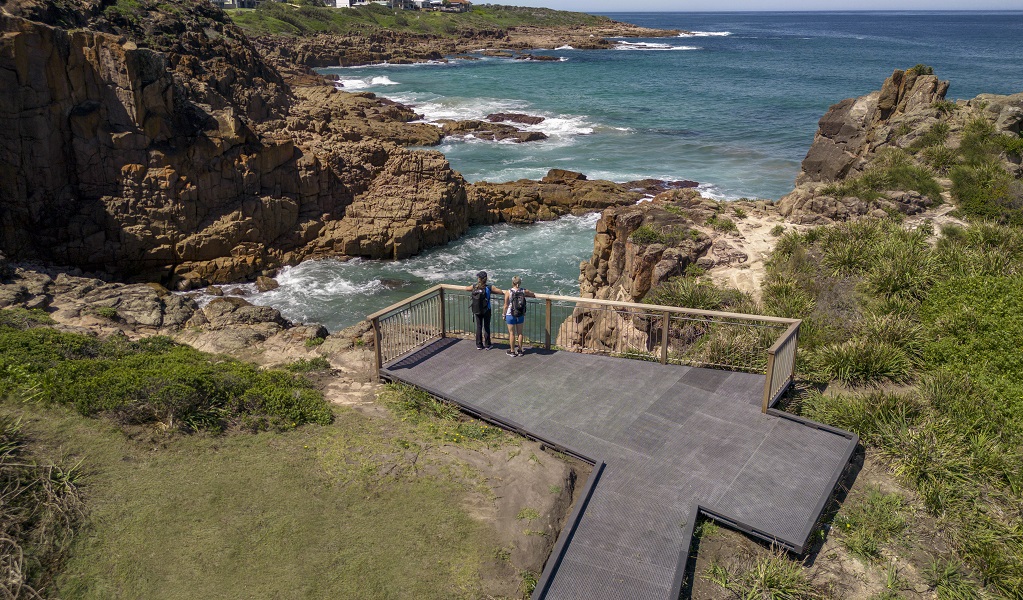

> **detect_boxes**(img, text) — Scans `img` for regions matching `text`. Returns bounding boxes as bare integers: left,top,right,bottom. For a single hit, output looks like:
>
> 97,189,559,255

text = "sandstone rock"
438,119,548,143
255,276,280,292
486,113,546,125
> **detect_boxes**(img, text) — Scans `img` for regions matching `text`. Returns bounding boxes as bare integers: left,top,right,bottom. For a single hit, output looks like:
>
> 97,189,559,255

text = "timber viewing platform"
368,285,857,600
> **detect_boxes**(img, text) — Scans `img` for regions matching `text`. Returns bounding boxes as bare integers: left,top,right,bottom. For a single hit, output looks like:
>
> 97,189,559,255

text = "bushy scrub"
761,217,1023,594
0,315,333,433
822,148,942,202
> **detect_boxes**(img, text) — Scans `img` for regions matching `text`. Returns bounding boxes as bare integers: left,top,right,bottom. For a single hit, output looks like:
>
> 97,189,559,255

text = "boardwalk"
382,338,857,600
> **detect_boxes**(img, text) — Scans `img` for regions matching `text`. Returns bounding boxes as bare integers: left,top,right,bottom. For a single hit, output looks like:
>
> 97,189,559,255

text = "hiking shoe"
476,346,485,350
506,349,516,357
484,345,494,350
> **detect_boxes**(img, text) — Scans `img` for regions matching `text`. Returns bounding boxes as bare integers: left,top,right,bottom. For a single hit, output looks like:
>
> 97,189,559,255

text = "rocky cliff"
779,67,1023,223
0,1,645,288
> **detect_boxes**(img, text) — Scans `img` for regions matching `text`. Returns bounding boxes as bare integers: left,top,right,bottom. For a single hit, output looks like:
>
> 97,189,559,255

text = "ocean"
218,11,1023,331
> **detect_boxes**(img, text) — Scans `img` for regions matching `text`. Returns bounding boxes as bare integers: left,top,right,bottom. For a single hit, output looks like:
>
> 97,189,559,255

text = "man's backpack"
470,286,489,316
510,289,527,318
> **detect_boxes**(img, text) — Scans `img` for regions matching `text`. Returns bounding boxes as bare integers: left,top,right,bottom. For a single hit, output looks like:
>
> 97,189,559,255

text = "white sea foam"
336,75,400,90
614,41,700,51
555,45,574,50
679,31,732,37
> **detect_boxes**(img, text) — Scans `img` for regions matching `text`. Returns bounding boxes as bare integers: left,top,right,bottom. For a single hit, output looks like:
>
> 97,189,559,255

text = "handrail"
435,284,798,326
370,283,801,413
366,284,444,321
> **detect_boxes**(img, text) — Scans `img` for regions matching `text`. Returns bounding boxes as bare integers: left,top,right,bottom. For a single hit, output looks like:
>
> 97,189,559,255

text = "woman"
464,271,502,350
502,276,536,357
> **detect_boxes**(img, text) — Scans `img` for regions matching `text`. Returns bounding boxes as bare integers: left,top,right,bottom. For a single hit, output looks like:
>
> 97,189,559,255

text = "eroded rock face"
779,68,1023,224
0,10,469,285
795,68,950,186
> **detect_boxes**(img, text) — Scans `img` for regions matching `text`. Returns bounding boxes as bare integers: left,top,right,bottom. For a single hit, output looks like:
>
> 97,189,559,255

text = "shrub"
94,306,119,320
812,340,913,385
907,64,934,76
0,324,333,433
932,99,959,116
911,121,950,150
800,390,922,444
922,144,959,174
951,160,1023,225
285,357,331,372
823,149,942,202
769,224,786,237
646,276,755,312
732,207,747,219
706,215,738,232
629,225,696,246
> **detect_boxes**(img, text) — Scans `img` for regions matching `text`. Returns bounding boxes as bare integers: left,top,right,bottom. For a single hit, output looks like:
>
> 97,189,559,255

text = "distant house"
444,0,471,13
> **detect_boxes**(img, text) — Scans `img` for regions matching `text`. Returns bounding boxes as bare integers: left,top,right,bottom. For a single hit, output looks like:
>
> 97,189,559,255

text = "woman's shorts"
505,315,524,325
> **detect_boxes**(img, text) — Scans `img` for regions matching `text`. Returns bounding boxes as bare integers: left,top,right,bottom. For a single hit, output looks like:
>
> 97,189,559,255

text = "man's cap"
477,271,487,279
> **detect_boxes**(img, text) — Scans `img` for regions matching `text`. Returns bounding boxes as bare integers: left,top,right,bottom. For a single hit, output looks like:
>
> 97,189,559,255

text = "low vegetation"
0,309,333,433
821,147,943,202
0,334,538,598
704,549,827,599
1,415,85,600
228,2,610,37
759,218,1023,595
628,224,700,246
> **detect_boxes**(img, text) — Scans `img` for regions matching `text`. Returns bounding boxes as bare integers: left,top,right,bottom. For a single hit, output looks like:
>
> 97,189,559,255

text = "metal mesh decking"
382,339,856,600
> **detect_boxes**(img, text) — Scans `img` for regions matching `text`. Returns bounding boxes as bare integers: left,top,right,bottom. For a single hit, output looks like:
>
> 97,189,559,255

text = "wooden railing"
367,284,801,413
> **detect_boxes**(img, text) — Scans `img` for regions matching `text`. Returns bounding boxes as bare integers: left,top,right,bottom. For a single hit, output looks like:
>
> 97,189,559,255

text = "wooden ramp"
382,338,857,600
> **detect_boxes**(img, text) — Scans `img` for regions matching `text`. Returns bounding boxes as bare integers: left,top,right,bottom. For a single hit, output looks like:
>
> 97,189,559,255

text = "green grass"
704,550,826,599
228,3,611,37
0,414,85,599
1,401,497,600
763,218,1023,594
379,383,509,447
705,214,738,232
833,487,910,563
0,313,333,433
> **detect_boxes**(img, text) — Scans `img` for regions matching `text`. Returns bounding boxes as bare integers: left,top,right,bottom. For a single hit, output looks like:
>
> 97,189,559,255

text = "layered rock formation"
0,1,647,289
779,67,1023,223
561,190,776,351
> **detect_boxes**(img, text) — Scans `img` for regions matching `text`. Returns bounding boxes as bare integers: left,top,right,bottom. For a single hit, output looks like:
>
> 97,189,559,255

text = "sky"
507,1,1023,11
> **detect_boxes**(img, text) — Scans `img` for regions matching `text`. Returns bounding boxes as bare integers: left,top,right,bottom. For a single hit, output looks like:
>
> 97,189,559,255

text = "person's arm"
463,284,473,291
490,285,503,294
524,289,537,298
502,291,509,315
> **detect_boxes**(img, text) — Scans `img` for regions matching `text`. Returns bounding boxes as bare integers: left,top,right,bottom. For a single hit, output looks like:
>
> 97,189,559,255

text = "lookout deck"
381,337,857,600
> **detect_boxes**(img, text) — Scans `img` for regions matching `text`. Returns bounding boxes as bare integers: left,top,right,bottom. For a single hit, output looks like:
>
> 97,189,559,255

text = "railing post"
762,350,777,414
372,316,383,380
659,311,670,365
438,287,446,338
545,299,552,350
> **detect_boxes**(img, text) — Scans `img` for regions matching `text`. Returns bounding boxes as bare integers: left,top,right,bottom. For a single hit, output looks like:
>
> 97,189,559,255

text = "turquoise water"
220,12,1023,331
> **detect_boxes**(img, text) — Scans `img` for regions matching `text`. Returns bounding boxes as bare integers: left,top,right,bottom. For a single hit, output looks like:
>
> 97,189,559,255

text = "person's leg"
506,316,516,355
475,314,484,348
483,311,492,347
515,323,525,354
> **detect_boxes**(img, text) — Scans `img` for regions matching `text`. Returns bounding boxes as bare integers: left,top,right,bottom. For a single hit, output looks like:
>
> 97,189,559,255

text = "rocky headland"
565,67,1022,351
0,0,665,291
